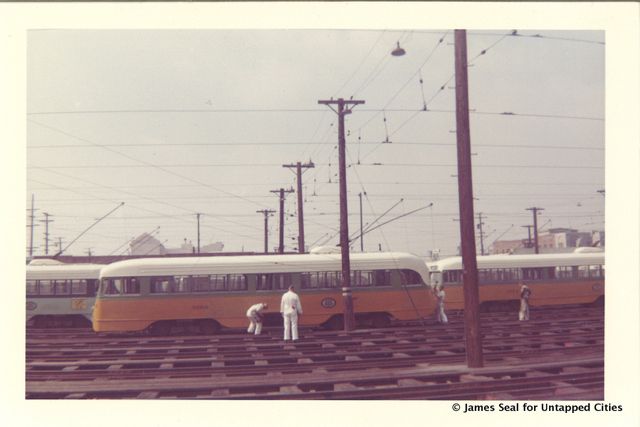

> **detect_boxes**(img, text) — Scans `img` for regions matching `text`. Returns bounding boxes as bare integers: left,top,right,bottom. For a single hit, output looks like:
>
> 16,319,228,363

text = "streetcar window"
54,280,71,295
373,270,392,286
256,274,274,291
398,269,424,286
71,279,88,295
300,273,311,289
590,265,604,279
122,278,140,294
522,268,544,281
209,274,227,291
317,271,340,289
555,266,574,280
38,280,54,295
102,278,123,295
443,270,462,285
174,276,191,293
150,277,175,294
257,273,291,291
26,280,38,295
87,279,98,297
351,271,370,287
228,274,248,291
191,275,212,292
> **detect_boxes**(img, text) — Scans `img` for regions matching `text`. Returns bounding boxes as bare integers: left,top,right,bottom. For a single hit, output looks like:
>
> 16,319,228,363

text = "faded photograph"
26,28,605,402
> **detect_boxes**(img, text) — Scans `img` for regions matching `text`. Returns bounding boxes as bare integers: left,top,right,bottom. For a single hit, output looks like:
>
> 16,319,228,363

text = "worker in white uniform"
246,302,268,335
519,284,531,321
434,284,448,324
280,285,303,341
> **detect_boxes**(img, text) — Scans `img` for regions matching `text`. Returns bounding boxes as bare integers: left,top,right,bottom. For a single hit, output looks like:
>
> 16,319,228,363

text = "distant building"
130,235,225,256
489,228,604,254
202,242,224,252
130,233,166,256
166,238,195,255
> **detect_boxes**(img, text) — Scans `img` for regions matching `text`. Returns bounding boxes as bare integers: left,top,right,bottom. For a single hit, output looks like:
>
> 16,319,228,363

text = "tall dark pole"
256,209,275,253
283,161,315,253
477,212,485,256
196,213,201,254
270,188,293,254
40,212,53,256
521,225,533,248
454,29,483,368
526,207,544,254
28,194,37,259
318,97,364,331
359,192,364,252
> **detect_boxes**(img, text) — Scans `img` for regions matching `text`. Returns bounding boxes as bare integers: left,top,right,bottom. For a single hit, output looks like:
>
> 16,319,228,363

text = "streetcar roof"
428,252,605,271
99,252,429,278
26,263,105,280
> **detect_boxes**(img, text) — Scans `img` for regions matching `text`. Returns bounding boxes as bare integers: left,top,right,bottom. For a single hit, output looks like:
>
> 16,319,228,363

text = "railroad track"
25,305,604,399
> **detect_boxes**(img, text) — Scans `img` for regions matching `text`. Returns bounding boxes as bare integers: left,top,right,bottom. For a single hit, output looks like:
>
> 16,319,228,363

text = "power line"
27,108,327,115
30,162,604,170
29,119,271,210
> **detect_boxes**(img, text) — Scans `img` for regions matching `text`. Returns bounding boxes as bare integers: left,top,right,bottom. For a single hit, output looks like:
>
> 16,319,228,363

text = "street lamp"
391,41,406,56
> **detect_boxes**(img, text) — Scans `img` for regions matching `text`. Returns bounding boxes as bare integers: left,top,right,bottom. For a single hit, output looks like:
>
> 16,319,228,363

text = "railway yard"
26,304,604,400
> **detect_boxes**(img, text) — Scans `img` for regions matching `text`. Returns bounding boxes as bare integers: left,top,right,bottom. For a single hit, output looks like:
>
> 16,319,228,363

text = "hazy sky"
26,29,604,257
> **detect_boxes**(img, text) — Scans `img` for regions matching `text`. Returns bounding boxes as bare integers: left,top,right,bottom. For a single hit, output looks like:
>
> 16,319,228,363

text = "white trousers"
436,303,448,324
247,315,263,335
283,311,299,340
518,299,530,321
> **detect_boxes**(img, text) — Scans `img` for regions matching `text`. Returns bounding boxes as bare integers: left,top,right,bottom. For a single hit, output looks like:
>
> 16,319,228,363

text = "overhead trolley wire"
28,119,271,210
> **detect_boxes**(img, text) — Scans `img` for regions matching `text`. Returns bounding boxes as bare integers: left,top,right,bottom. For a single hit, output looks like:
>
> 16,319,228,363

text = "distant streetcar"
26,262,103,327
93,252,437,335
427,251,605,311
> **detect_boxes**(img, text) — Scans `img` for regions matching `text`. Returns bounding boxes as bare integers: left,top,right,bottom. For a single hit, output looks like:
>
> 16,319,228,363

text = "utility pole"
27,194,38,259
40,212,53,256
196,213,201,254
283,161,315,253
526,207,545,254
318,97,364,332
57,237,64,253
359,192,364,252
454,29,483,368
270,188,294,253
521,225,533,248
476,212,486,256
256,209,276,253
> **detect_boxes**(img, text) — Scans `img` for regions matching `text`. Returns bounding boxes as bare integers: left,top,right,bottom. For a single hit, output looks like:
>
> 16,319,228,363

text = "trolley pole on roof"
318,97,364,332
256,209,275,253
270,188,294,253
283,161,315,253
526,207,544,254
454,29,484,368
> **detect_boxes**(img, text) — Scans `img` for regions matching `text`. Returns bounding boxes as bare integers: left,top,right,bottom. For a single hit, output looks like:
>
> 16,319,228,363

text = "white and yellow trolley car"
27,261,103,327
93,252,437,335
427,251,605,311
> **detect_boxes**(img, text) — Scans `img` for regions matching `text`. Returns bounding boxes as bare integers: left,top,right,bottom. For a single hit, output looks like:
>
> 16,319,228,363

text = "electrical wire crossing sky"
26,29,604,258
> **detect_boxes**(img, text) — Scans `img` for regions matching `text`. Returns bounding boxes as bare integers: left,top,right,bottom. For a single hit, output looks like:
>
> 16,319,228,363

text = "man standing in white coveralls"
519,284,531,321
434,284,448,324
280,285,303,341
246,302,268,335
